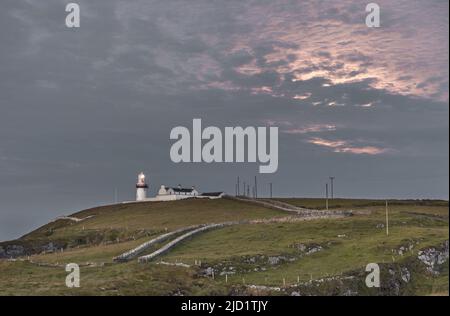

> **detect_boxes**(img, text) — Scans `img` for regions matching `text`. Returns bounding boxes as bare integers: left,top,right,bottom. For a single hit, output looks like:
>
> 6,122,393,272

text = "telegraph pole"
270,182,273,198
237,177,240,196
385,200,389,236
325,183,329,211
243,181,246,196
329,177,335,199
254,176,258,199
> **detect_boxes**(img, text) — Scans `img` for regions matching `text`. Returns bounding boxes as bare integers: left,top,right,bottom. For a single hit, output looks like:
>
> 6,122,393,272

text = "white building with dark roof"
132,172,222,202
153,184,199,201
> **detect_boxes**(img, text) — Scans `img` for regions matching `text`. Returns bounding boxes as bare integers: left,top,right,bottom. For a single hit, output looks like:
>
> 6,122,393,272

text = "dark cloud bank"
0,0,448,241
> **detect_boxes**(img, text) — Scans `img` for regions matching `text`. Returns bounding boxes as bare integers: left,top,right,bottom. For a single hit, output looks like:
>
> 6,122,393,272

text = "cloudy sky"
0,0,448,241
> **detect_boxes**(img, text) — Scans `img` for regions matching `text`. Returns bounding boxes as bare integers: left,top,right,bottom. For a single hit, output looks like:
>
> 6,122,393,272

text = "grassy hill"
0,198,448,295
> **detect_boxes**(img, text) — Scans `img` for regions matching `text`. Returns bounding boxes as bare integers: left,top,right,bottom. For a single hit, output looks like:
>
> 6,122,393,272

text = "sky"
0,0,448,241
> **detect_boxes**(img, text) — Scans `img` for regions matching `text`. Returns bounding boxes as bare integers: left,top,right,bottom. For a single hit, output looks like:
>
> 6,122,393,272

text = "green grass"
161,211,447,284
274,198,449,211
0,198,448,295
7,198,286,253
0,260,226,296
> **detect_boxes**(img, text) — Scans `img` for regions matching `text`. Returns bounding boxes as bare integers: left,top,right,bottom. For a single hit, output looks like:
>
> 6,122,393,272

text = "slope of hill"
0,198,448,296
1,198,285,258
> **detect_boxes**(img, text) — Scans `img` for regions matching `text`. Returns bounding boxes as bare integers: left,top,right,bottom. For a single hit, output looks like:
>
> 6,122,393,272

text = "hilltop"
0,197,448,295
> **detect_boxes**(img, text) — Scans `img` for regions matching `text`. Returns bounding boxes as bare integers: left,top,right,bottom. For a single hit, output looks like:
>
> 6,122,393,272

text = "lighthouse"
136,172,148,201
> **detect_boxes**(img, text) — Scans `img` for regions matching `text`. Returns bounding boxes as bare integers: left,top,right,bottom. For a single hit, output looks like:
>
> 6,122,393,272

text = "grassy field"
275,198,449,211
0,198,448,295
15,198,285,249
161,202,448,287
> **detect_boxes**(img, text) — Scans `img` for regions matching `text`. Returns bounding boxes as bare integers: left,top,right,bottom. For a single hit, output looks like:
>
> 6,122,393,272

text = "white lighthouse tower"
136,172,148,201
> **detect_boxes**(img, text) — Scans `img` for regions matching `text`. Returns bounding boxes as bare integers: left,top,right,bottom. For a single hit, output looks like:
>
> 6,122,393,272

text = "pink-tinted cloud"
307,137,388,155
227,0,449,101
283,124,337,134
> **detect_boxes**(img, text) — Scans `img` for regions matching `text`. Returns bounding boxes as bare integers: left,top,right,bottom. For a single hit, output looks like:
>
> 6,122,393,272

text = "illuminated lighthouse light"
136,172,148,201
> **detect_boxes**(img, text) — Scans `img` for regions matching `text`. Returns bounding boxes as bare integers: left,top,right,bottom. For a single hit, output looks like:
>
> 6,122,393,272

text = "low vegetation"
0,198,448,295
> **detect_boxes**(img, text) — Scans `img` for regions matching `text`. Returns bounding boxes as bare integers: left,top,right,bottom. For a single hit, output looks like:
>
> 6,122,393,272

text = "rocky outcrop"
0,241,64,259
417,240,449,275
225,241,449,296
199,242,328,277
0,245,25,258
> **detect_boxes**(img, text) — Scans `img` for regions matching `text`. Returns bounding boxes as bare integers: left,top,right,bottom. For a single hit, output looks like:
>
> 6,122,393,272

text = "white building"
133,172,223,202
150,184,199,201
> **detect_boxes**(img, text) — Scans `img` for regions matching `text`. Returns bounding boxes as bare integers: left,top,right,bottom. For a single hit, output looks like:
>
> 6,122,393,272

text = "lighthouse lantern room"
136,172,148,201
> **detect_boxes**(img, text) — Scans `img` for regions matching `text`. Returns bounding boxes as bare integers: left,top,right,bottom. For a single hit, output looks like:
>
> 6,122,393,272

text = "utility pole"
243,181,246,196
237,177,240,196
254,176,258,199
385,200,389,236
329,177,335,199
325,183,329,211
247,184,250,197
270,183,273,198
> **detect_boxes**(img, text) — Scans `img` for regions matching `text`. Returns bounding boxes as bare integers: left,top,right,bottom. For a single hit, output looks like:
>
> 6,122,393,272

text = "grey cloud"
0,0,448,241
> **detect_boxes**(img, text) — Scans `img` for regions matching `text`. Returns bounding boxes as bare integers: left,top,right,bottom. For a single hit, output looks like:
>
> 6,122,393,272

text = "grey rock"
296,244,307,252
306,246,322,255
268,256,280,265
205,267,214,276
401,267,411,283
43,242,58,253
417,240,449,274
4,245,25,257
